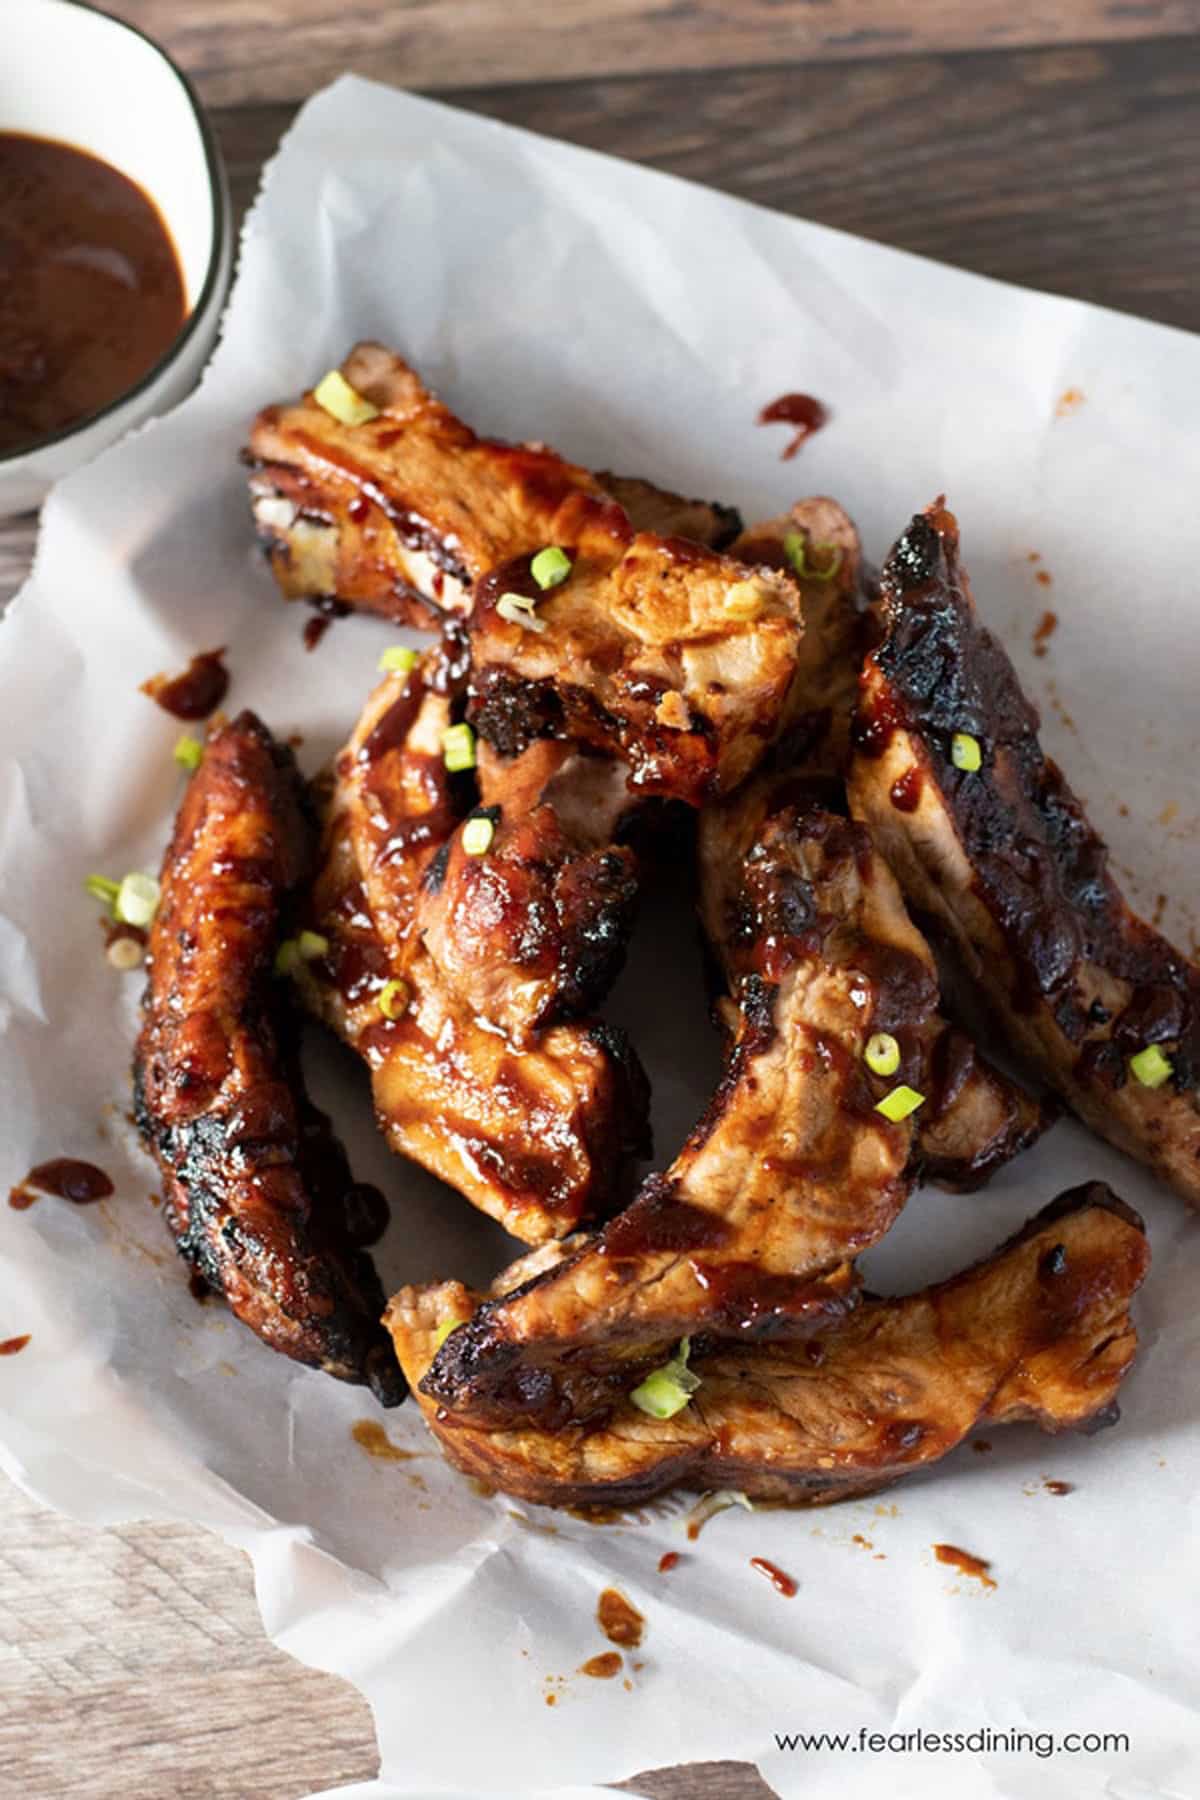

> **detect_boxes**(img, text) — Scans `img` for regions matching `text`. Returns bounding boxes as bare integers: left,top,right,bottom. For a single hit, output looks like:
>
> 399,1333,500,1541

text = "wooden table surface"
3,4,1199,1795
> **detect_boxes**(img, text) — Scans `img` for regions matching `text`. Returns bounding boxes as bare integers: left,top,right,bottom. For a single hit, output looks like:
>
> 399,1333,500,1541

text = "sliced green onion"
951,732,982,773
274,939,301,978
783,531,843,582
496,592,548,634
433,1315,468,1352
115,872,161,929
1129,1044,1174,1090
84,874,121,906
462,815,496,857
875,1084,926,1123
442,722,476,773
297,930,329,961
107,936,145,972
530,546,572,590
722,578,767,623
173,734,204,773
865,1032,901,1077
378,978,410,1020
313,368,380,427
630,1337,702,1420
378,645,418,676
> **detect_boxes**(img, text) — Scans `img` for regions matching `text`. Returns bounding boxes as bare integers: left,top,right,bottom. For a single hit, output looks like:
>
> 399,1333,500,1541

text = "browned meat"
728,496,868,776
246,343,740,628
132,712,403,1403
292,652,648,1243
848,501,1200,1207
698,773,1049,1193
387,1185,1148,1508
417,789,954,1430
595,472,741,548
465,532,802,805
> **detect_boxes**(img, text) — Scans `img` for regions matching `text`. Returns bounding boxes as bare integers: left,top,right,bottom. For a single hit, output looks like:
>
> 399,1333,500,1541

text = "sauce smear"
19,1158,113,1204
1032,610,1058,656
658,1551,680,1573
580,1652,623,1680
0,133,187,456
0,1334,31,1356
749,1556,797,1597
351,1419,419,1461
141,649,229,720
758,392,829,460
597,1587,645,1648
934,1543,996,1588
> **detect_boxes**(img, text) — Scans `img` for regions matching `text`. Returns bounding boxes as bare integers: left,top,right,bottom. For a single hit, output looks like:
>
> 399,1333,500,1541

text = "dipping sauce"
0,133,187,456
15,1157,114,1205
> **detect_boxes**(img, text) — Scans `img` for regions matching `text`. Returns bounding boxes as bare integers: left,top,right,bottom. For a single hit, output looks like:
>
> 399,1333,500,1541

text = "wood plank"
0,1473,776,1797
109,0,1199,107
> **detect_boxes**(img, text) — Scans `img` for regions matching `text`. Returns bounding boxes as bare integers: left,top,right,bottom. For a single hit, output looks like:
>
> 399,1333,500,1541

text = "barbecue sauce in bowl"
0,133,187,456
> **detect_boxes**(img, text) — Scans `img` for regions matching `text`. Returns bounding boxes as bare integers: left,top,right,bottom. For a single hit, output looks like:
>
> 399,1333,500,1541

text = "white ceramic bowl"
0,0,232,517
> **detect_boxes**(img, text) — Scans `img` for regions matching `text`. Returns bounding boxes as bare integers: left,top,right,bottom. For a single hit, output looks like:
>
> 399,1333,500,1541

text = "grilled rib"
417,788,956,1430
133,711,403,1403
698,772,1048,1192
727,495,868,777
293,649,648,1243
388,1185,1148,1508
848,501,1200,1206
246,342,740,629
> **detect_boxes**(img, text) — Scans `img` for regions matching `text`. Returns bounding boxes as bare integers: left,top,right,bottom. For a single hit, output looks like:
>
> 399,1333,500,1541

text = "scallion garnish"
462,815,496,857
378,645,418,676
951,732,982,773
107,937,145,972
312,368,380,427
274,940,301,978
173,734,204,773
378,978,410,1020
783,532,843,582
433,1316,468,1352
496,593,548,634
1129,1044,1174,1090
84,874,121,906
865,1032,901,1077
530,546,572,590
297,930,329,961
442,723,476,773
115,873,161,929
630,1337,702,1419
875,1084,925,1123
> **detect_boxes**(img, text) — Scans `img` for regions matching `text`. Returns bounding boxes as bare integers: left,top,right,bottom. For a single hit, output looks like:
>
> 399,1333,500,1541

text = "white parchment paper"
2,77,1200,1800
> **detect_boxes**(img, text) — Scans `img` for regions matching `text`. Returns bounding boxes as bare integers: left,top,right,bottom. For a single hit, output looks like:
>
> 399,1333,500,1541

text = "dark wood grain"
112,0,1200,106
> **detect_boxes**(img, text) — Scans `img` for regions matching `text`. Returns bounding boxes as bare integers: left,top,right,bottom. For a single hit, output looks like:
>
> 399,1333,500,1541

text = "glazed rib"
418,789,954,1430
293,651,648,1243
727,495,868,777
388,1185,1148,1508
698,773,1048,1193
133,712,403,1403
848,502,1200,1206
246,342,741,629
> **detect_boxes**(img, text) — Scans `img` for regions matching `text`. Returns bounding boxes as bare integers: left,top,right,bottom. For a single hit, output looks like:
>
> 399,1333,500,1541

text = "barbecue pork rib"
292,649,648,1244
133,712,403,1403
848,501,1200,1207
727,496,868,777
388,1184,1148,1508
417,788,958,1431
698,773,1048,1192
246,342,740,630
